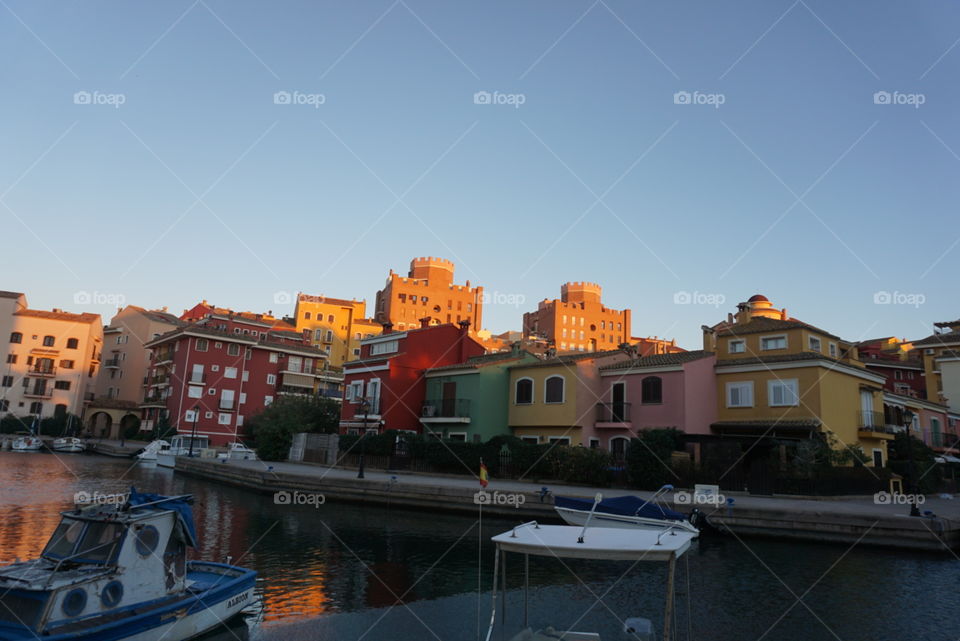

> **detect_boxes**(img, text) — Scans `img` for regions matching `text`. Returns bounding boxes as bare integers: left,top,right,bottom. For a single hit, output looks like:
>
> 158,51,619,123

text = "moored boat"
51,437,85,453
11,435,43,452
0,489,256,641
554,486,702,536
135,439,171,462
156,435,210,468
217,442,258,462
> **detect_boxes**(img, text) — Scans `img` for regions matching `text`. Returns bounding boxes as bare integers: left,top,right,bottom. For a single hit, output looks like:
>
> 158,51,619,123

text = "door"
191,364,204,384
610,437,627,462
611,383,626,422
442,382,456,417
860,390,874,428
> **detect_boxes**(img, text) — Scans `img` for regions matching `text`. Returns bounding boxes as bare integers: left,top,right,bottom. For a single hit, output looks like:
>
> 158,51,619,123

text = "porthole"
62,588,87,617
134,525,160,557
101,580,123,608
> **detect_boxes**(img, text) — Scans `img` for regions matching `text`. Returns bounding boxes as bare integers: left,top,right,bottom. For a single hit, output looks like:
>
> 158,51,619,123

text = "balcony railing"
278,385,312,396
141,394,165,405
23,388,52,398
421,398,470,418
103,357,121,368
858,410,886,430
154,351,175,364
188,374,206,385
29,365,57,377
219,401,235,411
150,374,170,386
319,388,342,399
596,402,631,423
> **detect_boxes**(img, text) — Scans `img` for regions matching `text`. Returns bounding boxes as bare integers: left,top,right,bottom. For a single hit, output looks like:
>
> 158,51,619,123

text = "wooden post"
663,553,676,641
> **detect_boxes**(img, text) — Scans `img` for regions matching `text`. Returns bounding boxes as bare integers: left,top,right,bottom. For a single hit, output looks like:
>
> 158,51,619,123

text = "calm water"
0,452,957,641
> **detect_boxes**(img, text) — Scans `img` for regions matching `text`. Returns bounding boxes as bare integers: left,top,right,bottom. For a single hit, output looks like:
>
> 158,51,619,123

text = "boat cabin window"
0,591,48,628
43,518,85,558
43,518,124,563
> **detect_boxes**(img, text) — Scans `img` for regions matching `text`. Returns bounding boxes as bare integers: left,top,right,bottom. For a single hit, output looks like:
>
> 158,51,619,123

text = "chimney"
458,319,471,361
780,308,788,320
382,322,394,334
420,316,432,328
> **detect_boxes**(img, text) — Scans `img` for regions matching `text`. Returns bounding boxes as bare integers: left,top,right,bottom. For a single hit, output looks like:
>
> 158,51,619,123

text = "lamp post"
188,405,199,458
357,399,370,479
902,409,921,517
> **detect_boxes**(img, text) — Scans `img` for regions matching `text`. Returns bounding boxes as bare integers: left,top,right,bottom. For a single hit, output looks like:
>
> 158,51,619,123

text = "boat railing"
41,540,120,588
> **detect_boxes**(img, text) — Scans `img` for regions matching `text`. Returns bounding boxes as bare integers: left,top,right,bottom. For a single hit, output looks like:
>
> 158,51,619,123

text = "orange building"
374,256,483,332
522,282,631,353
180,300,293,331
293,294,382,366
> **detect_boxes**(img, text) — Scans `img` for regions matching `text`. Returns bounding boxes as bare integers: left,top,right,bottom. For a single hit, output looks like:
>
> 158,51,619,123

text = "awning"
935,454,960,464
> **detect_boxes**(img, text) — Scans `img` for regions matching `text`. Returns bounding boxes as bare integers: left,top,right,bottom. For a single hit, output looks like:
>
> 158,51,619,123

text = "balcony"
29,365,57,377
153,351,175,366
23,387,52,399
188,374,206,385
150,374,170,387
103,357,121,368
595,402,631,426
140,394,166,407
420,398,470,423
858,410,896,440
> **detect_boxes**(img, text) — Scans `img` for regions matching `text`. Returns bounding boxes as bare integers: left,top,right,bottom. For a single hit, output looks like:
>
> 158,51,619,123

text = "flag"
479,461,489,488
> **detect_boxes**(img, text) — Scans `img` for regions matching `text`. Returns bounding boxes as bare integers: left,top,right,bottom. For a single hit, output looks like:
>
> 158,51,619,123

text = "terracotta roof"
747,294,769,302
0,290,24,299
14,309,99,323
426,350,536,372
297,294,364,308
145,324,328,356
913,331,960,346
601,350,713,371
354,318,383,326
124,305,185,326
714,316,841,340
863,359,923,370
509,349,626,370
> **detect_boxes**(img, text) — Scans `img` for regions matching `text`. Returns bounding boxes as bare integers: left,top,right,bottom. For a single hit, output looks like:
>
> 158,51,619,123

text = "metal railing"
421,398,470,418
29,364,57,376
858,410,886,430
23,388,53,398
103,357,121,368
596,402,631,423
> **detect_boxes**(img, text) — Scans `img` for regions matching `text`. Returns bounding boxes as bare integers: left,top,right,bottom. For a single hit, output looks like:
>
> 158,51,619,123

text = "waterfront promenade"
174,456,960,552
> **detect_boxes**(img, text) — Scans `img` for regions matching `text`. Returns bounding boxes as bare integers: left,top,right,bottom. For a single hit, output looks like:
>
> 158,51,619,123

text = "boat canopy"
491,522,694,562
554,494,687,521
127,488,198,547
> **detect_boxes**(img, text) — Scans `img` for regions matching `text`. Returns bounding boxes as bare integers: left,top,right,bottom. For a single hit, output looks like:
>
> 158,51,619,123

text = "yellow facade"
293,294,382,367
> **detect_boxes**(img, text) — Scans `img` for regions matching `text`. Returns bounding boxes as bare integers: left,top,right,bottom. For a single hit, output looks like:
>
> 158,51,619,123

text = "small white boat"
156,435,210,468
554,486,702,536
0,489,256,640
12,435,43,451
52,437,85,453
217,442,258,462
135,439,171,462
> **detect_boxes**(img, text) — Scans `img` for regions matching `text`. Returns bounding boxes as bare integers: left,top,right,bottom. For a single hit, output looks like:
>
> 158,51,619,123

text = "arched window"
9,332,22,344
66,338,78,349
304,312,311,320
544,375,565,404
43,335,55,347
327,314,334,323
641,376,662,404
515,378,534,405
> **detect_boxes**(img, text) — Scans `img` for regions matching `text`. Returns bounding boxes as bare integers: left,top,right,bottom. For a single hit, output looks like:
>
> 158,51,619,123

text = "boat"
0,489,256,641
156,435,210,468
554,486,703,536
485,515,696,641
52,437,85,453
11,435,43,451
135,439,171,462
217,442,258,462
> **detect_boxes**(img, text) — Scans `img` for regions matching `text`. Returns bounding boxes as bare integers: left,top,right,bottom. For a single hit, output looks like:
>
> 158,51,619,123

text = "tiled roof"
126,306,185,326
913,331,960,346
601,350,713,371
426,350,536,372
863,359,923,370
714,316,841,340
297,294,364,308
508,349,625,370
14,309,100,323
0,290,24,299
145,324,328,356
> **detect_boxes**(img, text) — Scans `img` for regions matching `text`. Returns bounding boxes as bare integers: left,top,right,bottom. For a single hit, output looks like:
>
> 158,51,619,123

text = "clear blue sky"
2,1,958,348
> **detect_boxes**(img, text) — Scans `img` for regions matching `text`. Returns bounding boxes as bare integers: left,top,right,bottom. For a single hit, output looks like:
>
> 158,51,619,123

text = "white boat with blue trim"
0,489,256,641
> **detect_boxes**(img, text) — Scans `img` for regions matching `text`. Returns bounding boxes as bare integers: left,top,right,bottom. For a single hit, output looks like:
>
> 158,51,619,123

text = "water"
0,452,957,641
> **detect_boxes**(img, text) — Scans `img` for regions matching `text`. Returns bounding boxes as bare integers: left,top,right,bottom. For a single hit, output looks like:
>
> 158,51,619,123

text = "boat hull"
156,453,176,468
555,506,699,536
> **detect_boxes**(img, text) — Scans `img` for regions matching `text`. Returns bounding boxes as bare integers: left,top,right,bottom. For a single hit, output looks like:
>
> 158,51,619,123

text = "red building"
858,338,926,398
140,313,340,446
340,319,485,434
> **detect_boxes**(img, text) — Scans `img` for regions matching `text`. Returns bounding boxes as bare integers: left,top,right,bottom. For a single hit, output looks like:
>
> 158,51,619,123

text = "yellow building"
703,295,890,467
913,319,960,411
293,294,382,367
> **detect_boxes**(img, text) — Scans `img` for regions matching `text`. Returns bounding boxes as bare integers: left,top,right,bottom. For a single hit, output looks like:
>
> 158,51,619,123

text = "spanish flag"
479,461,489,488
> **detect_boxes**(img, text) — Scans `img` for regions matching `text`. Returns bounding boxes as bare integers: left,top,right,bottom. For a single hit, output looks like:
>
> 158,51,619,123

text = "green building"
421,346,540,442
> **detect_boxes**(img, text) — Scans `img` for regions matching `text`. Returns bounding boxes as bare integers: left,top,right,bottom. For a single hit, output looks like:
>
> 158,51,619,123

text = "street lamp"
902,409,921,517
357,399,370,479
188,405,199,458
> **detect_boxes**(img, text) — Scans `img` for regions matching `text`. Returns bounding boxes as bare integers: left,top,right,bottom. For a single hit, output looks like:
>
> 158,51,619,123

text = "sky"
1,1,958,348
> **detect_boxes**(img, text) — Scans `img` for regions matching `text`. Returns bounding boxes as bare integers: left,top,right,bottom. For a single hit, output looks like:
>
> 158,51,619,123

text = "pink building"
594,351,717,459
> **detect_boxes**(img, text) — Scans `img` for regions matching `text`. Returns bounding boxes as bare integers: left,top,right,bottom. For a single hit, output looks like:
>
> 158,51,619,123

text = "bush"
625,429,682,490
247,396,341,461
550,446,613,486
888,432,942,495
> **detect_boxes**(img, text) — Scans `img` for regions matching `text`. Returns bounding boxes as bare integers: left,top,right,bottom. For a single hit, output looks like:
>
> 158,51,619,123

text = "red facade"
141,314,338,446
859,342,926,399
340,320,485,434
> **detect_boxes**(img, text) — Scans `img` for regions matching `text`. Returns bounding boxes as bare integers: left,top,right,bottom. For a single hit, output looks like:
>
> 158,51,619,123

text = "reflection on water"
1,452,959,641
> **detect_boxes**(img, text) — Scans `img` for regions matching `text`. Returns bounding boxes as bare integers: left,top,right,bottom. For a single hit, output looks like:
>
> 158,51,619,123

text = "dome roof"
747,294,769,303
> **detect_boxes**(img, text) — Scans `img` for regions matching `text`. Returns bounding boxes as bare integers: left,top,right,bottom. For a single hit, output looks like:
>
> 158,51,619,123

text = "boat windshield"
43,518,124,564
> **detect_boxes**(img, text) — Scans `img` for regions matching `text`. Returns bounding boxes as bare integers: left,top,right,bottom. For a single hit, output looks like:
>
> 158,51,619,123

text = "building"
421,346,540,442
141,314,339,446
506,349,631,446
857,337,925,398
293,294,382,367
881,392,957,453
374,257,483,332
523,282,631,353
913,319,960,410
180,300,292,331
0,291,102,420
339,320,485,434
596,351,717,459
702,294,890,470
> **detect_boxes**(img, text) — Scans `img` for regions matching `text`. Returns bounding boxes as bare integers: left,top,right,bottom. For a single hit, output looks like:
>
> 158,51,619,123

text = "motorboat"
156,435,210,468
11,435,43,451
554,486,703,536
52,437,85,453
217,442,258,462
135,439,171,462
485,515,696,641
0,489,256,640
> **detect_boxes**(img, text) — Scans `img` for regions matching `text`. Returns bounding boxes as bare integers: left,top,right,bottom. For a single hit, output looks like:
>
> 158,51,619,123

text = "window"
521,436,539,444
287,356,302,373
5,354,15,364
589,438,600,449
353,348,361,356
210,364,220,372
894,370,902,380
239,392,247,404
548,436,570,445
242,370,249,382
641,377,663,404
66,338,78,349
348,381,364,402
304,312,311,320
220,389,235,410
515,378,534,404
218,413,231,425
325,330,334,342
204,411,214,419
0,400,7,412
907,371,915,380
728,340,745,354
42,336,55,347
327,315,334,323
768,379,799,406
829,343,837,357
195,338,208,352
726,381,754,407
269,352,279,363
264,395,274,406
10,332,22,344
224,367,237,379
188,386,203,398
544,376,565,403
208,387,216,395
29,402,43,414
370,340,399,355
227,344,240,356
266,374,276,385
1,376,12,387
760,335,787,350
54,381,71,390
872,449,883,467
808,336,822,352
190,364,204,384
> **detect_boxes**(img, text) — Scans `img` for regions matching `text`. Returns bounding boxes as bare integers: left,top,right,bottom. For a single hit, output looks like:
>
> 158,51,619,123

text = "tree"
625,428,682,490
246,396,341,461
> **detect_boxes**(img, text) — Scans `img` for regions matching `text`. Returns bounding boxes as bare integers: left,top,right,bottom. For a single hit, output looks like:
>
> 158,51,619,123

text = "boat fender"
62,588,87,617
101,580,123,608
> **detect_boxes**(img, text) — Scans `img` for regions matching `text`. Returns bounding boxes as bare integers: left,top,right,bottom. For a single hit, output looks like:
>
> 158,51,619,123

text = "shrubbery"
246,396,341,461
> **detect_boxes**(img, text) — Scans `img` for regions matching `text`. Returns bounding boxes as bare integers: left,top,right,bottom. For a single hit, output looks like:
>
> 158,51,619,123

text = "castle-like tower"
374,257,484,331
522,282,631,353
